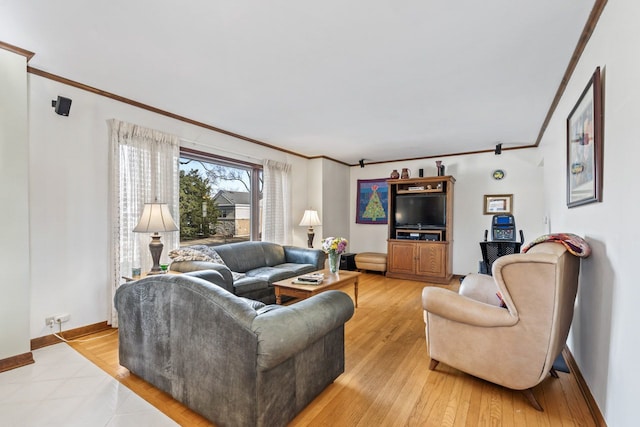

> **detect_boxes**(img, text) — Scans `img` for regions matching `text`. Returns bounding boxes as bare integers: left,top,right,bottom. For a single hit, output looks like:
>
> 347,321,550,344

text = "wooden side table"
340,253,358,270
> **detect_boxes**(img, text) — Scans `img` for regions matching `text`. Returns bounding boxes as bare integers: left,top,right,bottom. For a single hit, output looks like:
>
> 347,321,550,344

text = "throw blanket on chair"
522,233,591,257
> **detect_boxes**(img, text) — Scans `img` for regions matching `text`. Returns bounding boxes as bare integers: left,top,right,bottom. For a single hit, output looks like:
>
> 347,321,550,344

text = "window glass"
179,150,262,246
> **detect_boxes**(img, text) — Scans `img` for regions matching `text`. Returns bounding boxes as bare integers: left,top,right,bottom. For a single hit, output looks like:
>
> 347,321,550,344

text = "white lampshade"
133,203,179,233
299,210,321,227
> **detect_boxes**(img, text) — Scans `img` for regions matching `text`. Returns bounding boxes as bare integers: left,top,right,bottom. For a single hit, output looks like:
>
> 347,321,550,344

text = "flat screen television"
395,193,446,228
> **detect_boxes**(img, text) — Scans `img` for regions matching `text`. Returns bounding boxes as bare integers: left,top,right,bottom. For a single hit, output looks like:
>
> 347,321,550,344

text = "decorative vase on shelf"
328,251,341,273
436,161,445,176
401,168,410,179
390,169,400,179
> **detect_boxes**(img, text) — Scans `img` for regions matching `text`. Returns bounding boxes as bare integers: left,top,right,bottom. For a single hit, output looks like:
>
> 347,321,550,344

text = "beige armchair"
422,242,581,410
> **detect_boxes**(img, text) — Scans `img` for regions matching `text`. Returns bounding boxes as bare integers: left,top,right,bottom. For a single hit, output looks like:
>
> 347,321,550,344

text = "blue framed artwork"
356,178,389,224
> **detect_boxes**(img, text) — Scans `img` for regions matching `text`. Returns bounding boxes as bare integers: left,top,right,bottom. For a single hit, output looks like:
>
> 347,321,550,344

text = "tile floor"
0,343,177,427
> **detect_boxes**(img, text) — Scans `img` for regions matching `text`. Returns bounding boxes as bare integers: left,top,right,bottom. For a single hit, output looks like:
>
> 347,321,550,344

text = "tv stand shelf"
397,188,443,194
396,229,442,241
387,176,455,284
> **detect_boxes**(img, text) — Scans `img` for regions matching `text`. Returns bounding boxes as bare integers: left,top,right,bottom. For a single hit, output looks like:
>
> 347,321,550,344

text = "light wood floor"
69,273,598,426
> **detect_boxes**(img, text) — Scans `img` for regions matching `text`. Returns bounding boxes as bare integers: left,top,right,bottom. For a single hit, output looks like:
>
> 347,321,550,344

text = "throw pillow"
187,245,227,266
168,248,214,262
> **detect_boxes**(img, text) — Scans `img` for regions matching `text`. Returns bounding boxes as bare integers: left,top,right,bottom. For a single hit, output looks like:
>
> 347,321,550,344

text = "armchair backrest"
492,242,580,379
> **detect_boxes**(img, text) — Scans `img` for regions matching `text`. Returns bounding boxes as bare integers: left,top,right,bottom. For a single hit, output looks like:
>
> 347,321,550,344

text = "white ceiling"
1,1,596,165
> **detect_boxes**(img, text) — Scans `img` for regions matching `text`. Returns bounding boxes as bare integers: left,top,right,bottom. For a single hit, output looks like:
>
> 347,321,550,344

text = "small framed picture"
483,194,513,215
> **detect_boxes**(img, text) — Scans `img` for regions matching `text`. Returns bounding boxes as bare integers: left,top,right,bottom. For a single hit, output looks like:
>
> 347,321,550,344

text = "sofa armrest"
251,290,354,370
181,269,233,293
283,246,326,270
170,260,234,292
422,287,517,328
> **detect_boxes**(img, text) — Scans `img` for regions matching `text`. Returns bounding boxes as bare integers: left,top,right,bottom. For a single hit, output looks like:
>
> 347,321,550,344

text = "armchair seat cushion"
458,273,504,307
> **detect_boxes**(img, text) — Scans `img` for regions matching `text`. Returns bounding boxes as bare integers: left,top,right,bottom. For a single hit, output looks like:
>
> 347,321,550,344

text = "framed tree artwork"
356,178,389,224
567,66,603,208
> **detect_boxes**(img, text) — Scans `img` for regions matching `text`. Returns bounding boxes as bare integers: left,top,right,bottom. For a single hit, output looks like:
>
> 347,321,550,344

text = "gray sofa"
114,273,354,427
169,241,326,304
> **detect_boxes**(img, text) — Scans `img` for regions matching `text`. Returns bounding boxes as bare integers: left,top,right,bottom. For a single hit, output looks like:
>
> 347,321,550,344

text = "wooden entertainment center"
386,176,455,284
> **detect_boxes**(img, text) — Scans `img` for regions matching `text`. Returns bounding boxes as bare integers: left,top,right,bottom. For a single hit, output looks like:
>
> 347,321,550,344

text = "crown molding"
0,41,35,61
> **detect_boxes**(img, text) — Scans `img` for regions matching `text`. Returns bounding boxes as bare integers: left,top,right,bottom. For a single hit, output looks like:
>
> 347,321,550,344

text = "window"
179,148,262,246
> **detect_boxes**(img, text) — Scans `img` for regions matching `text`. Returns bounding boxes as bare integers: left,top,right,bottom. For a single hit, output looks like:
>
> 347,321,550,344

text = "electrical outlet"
45,313,70,327
54,313,70,324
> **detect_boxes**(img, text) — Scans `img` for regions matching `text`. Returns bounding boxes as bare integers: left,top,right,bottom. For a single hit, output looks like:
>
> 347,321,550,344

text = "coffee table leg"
354,277,358,308
275,287,282,305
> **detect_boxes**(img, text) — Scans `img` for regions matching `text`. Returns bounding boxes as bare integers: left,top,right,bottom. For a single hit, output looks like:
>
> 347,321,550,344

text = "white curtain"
108,119,179,326
262,159,292,244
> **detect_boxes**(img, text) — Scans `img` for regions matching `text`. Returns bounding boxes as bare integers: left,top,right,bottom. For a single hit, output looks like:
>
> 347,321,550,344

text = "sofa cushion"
233,276,271,294
245,266,293,283
231,271,247,281
260,242,288,266
274,263,317,276
214,242,287,272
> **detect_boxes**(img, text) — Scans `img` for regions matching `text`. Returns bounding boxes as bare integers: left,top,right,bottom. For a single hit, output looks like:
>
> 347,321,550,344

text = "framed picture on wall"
566,66,603,208
483,194,513,215
356,179,389,224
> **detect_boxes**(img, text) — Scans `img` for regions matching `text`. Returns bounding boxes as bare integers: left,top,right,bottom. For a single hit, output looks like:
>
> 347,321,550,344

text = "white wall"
539,2,640,424
26,73,310,339
297,158,324,248
0,49,30,360
349,149,546,274
321,159,350,242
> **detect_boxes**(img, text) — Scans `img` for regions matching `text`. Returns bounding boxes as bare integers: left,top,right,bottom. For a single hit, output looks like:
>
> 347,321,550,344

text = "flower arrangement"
322,237,348,254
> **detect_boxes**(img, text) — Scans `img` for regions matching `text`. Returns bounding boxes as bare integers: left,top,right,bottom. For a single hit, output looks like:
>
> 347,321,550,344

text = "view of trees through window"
179,151,262,246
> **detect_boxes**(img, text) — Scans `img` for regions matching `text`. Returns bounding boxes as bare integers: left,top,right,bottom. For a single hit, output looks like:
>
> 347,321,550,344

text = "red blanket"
521,233,591,258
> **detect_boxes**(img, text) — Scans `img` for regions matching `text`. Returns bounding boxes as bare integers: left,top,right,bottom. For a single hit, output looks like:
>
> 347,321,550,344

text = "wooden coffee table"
273,269,361,307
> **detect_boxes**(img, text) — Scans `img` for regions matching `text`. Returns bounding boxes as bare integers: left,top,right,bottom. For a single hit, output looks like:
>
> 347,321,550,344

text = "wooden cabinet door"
416,243,446,277
388,241,416,275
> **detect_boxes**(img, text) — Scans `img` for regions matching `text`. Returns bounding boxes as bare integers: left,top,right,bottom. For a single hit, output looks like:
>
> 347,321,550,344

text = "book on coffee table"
292,273,324,285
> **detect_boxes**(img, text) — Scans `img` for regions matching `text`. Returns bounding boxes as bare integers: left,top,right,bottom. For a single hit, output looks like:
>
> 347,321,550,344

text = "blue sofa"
169,241,326,303
115,273,354,426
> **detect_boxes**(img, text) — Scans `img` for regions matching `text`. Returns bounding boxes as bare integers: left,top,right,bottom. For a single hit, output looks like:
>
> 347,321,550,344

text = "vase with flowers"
322,236,348,273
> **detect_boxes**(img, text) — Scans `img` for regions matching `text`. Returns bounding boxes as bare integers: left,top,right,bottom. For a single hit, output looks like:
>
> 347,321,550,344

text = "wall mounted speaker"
52,96,72,116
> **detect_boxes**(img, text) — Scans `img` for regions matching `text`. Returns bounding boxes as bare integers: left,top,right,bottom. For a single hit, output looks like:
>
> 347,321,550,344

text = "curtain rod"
179,137,264,165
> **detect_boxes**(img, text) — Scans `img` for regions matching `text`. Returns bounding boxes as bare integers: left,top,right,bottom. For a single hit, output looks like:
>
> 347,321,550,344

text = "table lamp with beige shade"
299,209,321,248
133,202,179,275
